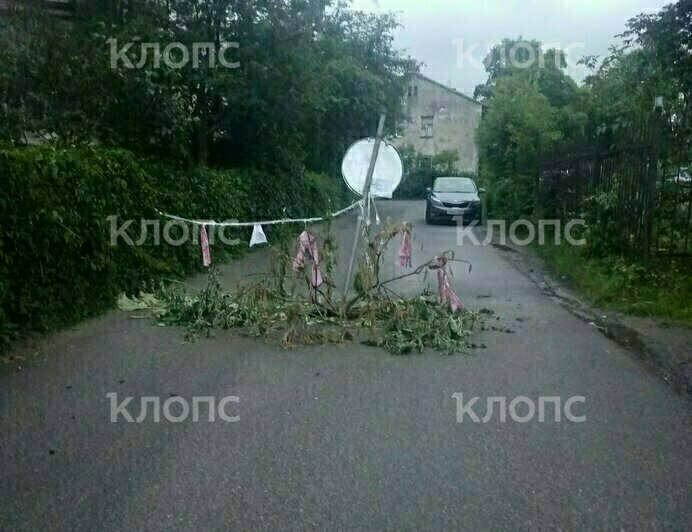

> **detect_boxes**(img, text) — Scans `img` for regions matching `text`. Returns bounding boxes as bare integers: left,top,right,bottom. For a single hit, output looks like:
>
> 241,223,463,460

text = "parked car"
425,176,484,224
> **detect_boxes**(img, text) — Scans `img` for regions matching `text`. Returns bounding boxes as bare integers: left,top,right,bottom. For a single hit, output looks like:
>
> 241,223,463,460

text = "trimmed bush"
393,146,469,199
0,146,348,348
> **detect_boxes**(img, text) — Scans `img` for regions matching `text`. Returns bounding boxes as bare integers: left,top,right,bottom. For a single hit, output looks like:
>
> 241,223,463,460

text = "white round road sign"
341,138,403,198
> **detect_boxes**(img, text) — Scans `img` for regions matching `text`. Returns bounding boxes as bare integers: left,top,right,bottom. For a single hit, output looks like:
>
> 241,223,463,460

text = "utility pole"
341,113,387,313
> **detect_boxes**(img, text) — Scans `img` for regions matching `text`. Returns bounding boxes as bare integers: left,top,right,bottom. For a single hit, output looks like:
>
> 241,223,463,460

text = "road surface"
2,200,691,530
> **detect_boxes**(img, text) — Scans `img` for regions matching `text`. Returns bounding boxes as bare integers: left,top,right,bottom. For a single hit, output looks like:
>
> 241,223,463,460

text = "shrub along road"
1,200,691,530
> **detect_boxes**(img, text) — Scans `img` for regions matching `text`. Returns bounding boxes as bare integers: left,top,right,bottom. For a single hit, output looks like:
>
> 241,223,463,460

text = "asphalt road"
2,200,691,530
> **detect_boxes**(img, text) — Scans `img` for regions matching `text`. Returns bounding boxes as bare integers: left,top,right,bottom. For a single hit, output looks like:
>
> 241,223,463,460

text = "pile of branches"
123,223,479,355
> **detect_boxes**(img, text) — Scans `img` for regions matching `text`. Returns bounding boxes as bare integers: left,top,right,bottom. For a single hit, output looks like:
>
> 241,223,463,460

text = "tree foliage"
581,0,691,146
476,1,691,221
0,0,418,173
476,76,561,219
394,145,464,198
473,38,578,109
0,145,347,348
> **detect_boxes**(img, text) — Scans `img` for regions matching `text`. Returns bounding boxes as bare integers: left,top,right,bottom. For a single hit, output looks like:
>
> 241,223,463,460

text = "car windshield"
433,178,476,193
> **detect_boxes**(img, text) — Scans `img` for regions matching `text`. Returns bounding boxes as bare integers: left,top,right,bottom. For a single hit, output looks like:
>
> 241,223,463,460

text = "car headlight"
430,196,443,206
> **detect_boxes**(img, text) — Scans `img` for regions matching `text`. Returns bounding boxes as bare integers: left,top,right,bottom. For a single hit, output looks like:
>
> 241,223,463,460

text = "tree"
474,38,578,110
395,146,462,198
476,76,562,219
580,0,691,146
0,0,418,174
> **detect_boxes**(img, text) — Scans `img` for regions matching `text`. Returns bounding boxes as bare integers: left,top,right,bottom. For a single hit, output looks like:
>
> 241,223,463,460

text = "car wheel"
425,209,433,225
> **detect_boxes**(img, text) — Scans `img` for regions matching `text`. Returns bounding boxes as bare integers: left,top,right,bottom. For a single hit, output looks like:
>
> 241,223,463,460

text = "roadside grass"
532,240,692,327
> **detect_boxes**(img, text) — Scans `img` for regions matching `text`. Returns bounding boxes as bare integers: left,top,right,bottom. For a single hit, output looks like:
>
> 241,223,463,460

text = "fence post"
643,141,658,260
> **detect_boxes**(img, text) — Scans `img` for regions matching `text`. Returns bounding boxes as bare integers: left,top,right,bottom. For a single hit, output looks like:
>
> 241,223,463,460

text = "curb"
492,242,692,398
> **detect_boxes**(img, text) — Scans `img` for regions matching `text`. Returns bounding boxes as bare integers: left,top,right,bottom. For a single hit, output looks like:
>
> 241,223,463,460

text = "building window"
420,116,434,138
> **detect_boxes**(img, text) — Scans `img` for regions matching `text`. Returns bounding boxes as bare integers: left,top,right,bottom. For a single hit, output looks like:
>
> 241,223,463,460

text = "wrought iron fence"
539,123,691,258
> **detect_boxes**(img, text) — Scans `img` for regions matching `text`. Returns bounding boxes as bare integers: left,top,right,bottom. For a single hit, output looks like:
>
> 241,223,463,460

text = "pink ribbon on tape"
436,256,461,312
293,230,324,288
397,225,412,268
200,225,211,267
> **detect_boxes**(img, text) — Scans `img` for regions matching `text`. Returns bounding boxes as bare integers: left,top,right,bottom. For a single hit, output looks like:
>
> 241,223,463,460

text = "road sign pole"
341,113,386,313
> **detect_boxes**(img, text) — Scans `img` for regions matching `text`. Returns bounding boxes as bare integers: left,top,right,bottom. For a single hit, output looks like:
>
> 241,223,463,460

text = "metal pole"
341,113,386,310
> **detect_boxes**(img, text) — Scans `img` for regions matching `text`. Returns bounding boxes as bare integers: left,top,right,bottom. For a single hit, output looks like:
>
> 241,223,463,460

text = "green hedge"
0,146,347,349
394,169,438,199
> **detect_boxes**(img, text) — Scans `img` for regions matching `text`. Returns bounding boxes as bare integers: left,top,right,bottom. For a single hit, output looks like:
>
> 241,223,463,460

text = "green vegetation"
476,38,591,221
477,4,691,221
0,146,347,349
127,226,480,355
534,241,692,326
394,147,467,199
0,0,418,349
0,1,416,172
477,2,691,324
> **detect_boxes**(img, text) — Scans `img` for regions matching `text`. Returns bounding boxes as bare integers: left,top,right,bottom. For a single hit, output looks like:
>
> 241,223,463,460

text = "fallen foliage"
119,223,480,355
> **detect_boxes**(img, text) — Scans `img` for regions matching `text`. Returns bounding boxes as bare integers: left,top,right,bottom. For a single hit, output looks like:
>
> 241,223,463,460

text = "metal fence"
539,125,691,259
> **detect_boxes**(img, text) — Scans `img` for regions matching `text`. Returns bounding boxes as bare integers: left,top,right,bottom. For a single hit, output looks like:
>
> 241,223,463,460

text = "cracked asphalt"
1,200,691,530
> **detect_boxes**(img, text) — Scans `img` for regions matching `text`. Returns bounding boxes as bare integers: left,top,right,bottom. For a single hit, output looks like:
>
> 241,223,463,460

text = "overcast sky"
348,0,670,98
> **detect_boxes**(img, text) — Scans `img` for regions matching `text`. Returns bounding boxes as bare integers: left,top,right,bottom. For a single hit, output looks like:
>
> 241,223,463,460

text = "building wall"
392,75,483,173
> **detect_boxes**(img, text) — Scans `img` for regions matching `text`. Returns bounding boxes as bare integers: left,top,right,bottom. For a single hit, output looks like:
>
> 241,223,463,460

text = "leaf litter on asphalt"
117,223,506,355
